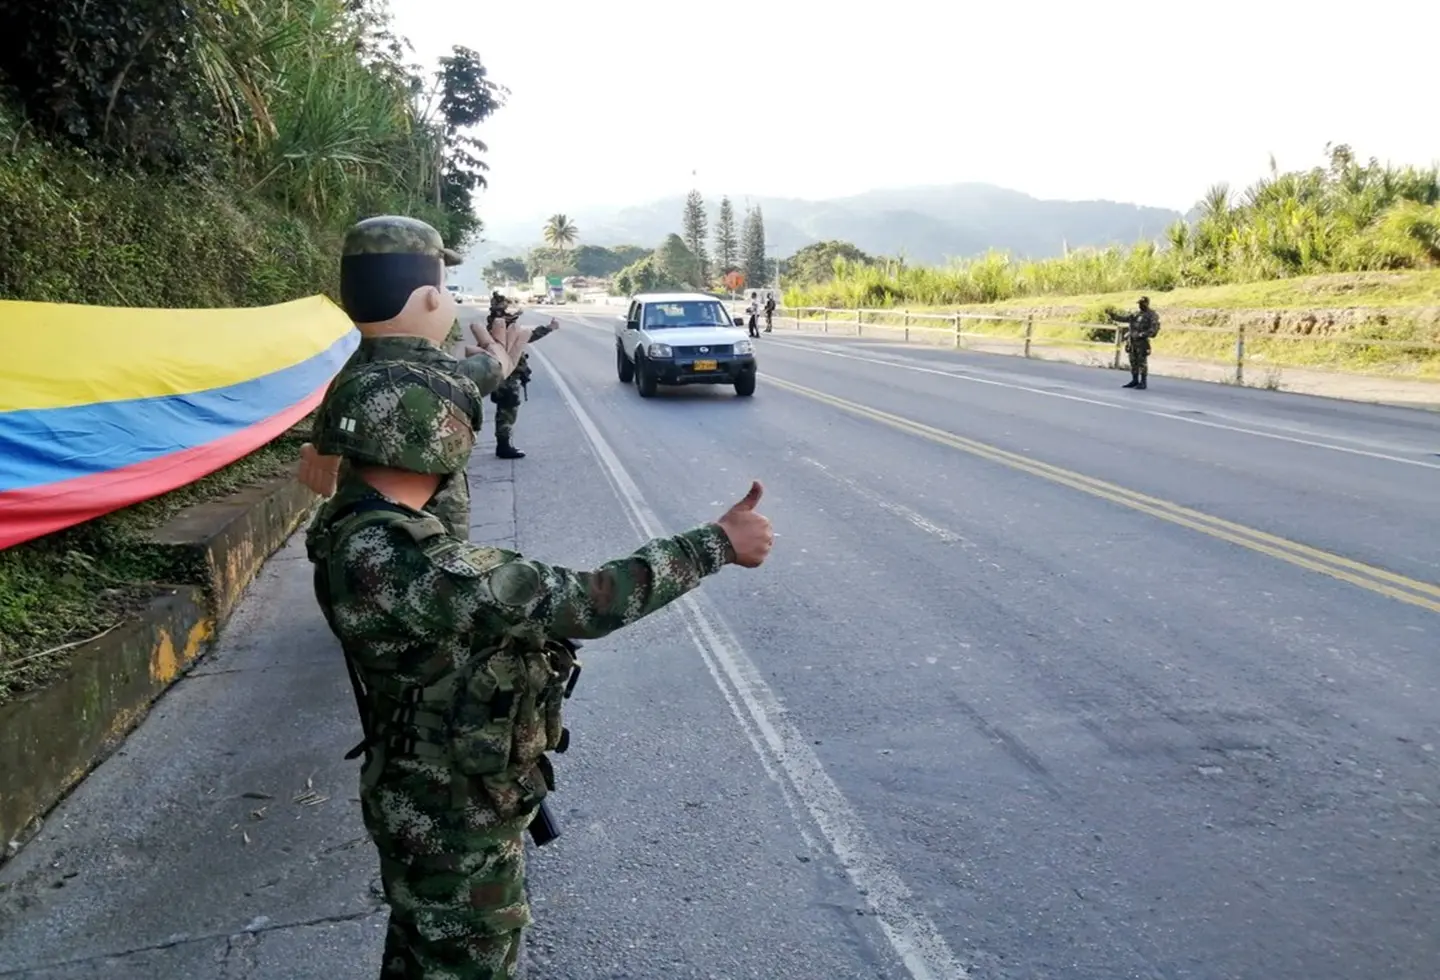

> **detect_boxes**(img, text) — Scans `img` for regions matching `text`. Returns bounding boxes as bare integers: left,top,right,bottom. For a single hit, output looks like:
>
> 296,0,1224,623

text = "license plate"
693,359,718,371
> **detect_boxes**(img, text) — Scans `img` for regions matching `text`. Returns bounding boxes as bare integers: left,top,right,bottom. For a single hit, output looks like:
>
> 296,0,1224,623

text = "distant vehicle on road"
445,284,482,305
614,292,757,398
529,275,565,304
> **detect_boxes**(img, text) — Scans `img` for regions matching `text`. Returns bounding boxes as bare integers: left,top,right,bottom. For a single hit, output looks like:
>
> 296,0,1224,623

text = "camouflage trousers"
490,378,523,443
493,400,519,442
1126,336,1151,377
361,757,536,980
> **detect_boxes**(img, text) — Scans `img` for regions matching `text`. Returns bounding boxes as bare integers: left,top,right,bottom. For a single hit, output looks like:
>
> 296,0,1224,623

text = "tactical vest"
308,498,581,787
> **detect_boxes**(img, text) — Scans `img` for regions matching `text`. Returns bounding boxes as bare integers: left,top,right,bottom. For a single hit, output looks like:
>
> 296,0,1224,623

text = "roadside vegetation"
779,145,1440,378
482,193,773,297
0,0,504,693
608,193,769,296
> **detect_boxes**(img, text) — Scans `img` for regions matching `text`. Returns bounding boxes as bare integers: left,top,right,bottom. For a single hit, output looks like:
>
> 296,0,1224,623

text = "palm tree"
544,214,578,253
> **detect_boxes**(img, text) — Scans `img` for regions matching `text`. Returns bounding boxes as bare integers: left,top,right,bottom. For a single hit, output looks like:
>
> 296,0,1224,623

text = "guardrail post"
1112,323,1123,369
952,313,961,349
823,309,829,333
1023,316,1034,358
857,309,864,337
903,309,911,342
1235,323,1245,385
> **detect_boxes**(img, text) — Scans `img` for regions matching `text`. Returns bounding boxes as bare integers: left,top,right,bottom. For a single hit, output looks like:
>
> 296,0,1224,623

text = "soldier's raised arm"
354,483,771,643
519,482,770,637
527,318,561,343
507,524,731,638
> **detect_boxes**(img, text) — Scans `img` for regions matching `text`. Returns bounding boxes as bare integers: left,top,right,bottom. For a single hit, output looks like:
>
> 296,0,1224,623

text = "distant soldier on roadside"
744,292,760,339
1108,296,1161,390
305,360,775,979
297,215,532,537
486,291,559,460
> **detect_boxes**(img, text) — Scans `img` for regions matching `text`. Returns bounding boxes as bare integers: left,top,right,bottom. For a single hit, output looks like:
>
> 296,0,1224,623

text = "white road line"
801,457,970,545
530,346,972,980
765,337,1440,471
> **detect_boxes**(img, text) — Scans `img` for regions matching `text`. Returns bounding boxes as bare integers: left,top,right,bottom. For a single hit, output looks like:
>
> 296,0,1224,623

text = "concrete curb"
0,474,317,858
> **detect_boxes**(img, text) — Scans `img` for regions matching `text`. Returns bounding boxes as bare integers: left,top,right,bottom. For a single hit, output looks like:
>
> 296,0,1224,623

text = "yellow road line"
767,375,1440,615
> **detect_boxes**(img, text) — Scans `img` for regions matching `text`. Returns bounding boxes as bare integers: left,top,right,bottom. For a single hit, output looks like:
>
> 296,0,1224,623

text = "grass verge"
0,424,310,707
789,271,1440,380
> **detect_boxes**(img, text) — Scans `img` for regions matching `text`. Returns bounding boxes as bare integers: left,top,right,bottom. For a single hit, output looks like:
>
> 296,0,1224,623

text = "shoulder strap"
318,496,419,761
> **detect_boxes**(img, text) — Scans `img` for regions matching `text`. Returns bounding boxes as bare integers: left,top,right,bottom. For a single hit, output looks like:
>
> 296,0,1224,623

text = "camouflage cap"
316,361,481,474
343,215,463,267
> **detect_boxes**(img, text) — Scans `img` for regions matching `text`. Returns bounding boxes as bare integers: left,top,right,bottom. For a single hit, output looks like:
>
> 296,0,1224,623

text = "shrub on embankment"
780,145,1440,378
0,0,505,701
783,143,1440,311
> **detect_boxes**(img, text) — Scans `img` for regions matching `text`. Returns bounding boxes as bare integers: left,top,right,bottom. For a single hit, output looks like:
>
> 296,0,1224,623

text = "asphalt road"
2,308,1437,980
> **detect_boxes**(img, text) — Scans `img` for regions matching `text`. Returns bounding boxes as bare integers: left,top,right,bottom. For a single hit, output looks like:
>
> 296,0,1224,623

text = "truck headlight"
647,342,673,358
733,339,754,355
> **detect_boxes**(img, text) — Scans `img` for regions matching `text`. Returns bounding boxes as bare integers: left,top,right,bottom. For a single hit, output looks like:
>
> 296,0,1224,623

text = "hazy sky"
391,0,1438,226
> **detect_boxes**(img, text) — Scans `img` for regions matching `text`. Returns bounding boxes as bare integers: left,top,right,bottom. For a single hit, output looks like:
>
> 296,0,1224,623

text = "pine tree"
657,233,701,288
741,205,768,288
713,196,738,274
681,189,709,286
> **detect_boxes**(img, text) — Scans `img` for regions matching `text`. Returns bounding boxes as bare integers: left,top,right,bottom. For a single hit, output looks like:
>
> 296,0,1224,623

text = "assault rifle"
528,638,583,847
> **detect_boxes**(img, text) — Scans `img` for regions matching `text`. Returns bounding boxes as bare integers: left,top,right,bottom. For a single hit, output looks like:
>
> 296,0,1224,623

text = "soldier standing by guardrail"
1108,296,1161,390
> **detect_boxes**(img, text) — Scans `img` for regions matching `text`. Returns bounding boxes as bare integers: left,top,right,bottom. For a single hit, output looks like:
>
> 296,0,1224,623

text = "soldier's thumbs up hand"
715,481,773,568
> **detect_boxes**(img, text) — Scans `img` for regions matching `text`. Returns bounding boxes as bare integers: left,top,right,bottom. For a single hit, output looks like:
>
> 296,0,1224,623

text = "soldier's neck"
353,467,444,511
356,321,440,342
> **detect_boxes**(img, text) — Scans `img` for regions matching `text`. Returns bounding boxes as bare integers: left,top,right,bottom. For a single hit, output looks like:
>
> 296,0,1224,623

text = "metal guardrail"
726,303,1440,386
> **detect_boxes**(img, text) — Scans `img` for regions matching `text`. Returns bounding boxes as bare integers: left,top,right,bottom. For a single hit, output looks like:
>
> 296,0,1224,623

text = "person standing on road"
486,292,560,460
1107,295,1161,390
298,215,532,538
763,293,776,333
305,360,774,979
745,292,760,338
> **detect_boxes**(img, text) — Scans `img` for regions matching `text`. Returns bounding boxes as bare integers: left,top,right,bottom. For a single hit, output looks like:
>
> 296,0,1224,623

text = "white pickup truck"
614,291,757,398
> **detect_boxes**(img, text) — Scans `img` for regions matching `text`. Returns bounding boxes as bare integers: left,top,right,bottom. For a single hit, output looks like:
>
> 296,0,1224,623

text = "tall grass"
195,0,453,230
0,0,491,679
786,145,1440,310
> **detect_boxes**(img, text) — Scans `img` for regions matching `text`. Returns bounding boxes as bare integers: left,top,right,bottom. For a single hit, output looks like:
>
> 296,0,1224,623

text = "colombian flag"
0,295,359,550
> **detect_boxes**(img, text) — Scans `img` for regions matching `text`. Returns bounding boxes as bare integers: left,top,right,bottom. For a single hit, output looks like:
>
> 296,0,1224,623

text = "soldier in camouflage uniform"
487,291,558,460
304,216,532,538
1108,296,1161,390
305,359,773,979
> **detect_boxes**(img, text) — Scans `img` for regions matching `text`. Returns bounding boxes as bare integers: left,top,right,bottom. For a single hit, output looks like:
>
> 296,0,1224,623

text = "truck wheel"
636,356,658,398
734,371,756,397
617,346,634,383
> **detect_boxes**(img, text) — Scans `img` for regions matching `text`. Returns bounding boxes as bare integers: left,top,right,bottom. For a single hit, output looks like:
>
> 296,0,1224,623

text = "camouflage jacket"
332,335,506,400
307,480,733,813
1111,308,1160,340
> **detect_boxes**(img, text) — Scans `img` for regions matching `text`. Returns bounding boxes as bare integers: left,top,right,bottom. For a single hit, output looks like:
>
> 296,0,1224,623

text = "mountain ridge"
469,182,1187,269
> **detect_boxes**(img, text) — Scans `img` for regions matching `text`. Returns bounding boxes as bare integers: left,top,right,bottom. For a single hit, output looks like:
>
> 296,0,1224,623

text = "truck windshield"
642,301,731,329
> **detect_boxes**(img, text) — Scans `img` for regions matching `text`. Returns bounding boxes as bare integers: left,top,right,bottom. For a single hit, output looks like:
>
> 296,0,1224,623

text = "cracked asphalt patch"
5,910,386,978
